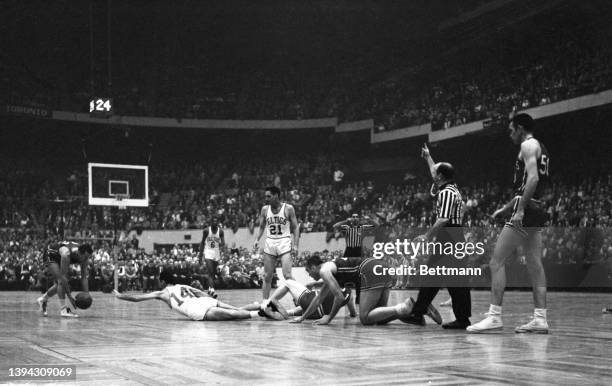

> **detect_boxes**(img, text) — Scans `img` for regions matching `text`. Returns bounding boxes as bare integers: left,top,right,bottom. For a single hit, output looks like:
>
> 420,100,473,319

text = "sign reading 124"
89,98,112,114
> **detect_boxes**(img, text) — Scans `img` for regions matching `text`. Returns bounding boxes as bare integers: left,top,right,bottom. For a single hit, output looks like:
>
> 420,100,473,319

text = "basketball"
75,292,93,309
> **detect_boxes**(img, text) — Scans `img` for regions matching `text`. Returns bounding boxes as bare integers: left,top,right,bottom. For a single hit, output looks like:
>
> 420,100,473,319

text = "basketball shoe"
37,296,48,317
466,313,503,333
60,307,79,318
515,318,549,334
603,307,612,314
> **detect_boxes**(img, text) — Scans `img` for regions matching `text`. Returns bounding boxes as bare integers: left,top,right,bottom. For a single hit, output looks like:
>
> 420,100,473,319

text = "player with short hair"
468,113,550,334
253,186,300,299
198,217,224,292
37,241,93,317
113,271,271,321
290,255,423,326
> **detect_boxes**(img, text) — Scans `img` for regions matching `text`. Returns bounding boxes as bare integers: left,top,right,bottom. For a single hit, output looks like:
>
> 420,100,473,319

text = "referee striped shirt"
340,224,373,248
436,183,463,225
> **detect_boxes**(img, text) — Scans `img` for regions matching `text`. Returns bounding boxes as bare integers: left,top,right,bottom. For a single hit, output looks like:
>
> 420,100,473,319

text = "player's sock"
260,299,270,309
488,304,502,317
287,309,296,317
249,311,260,318
534,308,547,320
395,302,408,315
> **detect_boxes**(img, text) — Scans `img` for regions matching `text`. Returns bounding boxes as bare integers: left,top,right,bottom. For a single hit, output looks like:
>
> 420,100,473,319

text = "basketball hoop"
114,194,129,210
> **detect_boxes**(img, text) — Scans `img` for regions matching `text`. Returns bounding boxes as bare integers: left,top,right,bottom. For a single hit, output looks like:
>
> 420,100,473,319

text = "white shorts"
263,237,292,257
204,249,220,261
184,297,219,321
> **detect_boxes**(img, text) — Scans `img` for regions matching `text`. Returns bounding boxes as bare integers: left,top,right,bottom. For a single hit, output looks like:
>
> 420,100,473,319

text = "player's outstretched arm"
80,262,89,292
290,286,325,323
113,289,165,302
57,250,77,308
313,268,346,325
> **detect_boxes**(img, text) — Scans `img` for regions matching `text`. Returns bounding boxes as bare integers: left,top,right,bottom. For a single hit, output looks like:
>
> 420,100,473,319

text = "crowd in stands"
0,226,347,292
5,4,610,130
362,15,612,131
2,160,611,292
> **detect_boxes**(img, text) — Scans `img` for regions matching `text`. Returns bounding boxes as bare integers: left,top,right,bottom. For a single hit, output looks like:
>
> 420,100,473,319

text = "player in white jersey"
198,217,224,292
253,186,300,299
113,271,272,321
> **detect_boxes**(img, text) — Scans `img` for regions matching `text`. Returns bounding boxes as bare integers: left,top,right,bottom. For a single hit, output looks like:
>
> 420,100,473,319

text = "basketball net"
114,194,128,211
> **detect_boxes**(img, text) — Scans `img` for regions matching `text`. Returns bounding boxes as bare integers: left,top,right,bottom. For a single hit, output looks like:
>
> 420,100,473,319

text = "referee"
406,144,472,329
332,214,376,310
333,214,376,257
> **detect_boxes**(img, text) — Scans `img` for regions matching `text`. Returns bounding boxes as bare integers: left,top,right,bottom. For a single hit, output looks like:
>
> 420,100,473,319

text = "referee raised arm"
406,144,472,330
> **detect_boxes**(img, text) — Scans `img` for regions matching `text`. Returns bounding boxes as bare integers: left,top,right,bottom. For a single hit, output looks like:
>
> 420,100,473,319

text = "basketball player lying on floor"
113,272,274,321
248,278,352,321
290,255,441,326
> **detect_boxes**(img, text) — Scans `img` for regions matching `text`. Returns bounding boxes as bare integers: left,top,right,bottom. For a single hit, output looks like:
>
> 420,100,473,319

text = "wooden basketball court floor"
1,290,611,385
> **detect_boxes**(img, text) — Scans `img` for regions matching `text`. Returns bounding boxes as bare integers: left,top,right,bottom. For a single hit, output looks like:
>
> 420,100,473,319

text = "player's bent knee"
360,314,376,325
488,259,504,272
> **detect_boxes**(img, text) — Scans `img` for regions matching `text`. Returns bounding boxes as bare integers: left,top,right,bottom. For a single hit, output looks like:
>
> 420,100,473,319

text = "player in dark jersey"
468,113,550,334
290,255,415,325
250,278,352,321
37,242,93,317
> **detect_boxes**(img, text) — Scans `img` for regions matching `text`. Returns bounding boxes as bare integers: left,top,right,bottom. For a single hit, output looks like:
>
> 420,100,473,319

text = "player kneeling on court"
113,271,273,321
290,256,419,326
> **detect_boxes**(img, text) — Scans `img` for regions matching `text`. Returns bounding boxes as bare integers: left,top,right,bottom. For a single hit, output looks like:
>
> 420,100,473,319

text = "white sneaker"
466,314,503,333
603,307,612,314
515,318,548,334
60,307,79,318
37,296,48,317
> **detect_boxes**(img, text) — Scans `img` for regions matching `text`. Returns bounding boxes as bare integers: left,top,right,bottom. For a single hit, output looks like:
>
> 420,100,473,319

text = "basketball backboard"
88,163,149,207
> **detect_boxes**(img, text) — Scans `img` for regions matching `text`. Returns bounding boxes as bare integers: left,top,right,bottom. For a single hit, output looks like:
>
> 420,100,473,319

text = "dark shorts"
344,247,362,258
204,259,219,274
42,249,61,266
512,197,548,227
297,288,351,319
359,258,394,291
297,290,324,319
